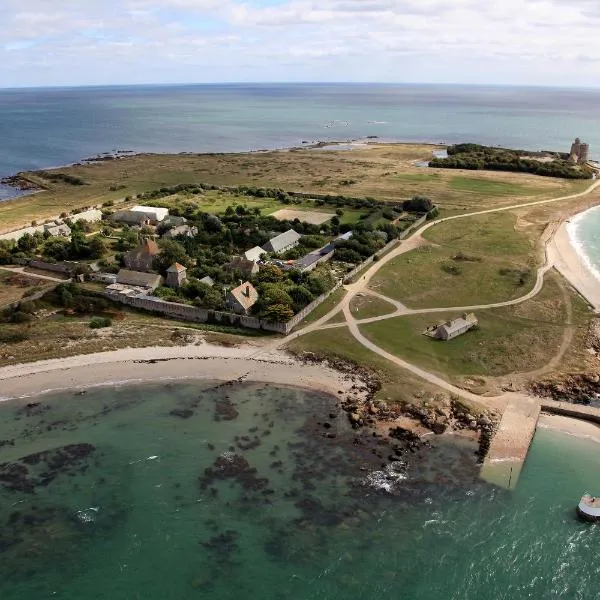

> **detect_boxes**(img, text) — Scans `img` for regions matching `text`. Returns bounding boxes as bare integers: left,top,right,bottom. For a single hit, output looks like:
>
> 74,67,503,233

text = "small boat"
577,494,600,522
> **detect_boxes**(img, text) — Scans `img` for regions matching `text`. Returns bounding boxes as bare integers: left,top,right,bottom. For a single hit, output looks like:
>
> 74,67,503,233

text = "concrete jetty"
480,396,541,489
541,399,600,424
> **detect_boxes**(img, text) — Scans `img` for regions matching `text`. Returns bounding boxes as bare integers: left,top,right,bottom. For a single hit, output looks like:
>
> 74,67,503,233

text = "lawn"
369,245,535,309
349,294,396,319
360,274,580,380
369,212,538,308
0,143,585,232
423,212,536,257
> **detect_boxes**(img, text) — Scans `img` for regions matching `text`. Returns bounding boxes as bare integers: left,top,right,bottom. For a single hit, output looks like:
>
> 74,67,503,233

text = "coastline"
0,343,367,403
548,218,600,312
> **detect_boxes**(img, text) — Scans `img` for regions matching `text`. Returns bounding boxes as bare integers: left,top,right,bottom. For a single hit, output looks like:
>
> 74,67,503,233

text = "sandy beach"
0,342,365,403
548,220,600,312
538,413,600,445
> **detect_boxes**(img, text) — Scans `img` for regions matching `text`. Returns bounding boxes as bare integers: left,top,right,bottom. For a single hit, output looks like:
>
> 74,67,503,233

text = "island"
2,140,600,491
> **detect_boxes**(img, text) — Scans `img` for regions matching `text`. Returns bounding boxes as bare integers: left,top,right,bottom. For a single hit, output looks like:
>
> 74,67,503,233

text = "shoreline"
0,343,368,404
549,217,600,312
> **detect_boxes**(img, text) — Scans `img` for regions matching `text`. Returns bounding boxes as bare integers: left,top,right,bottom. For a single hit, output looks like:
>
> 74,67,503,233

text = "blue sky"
2,0,600,88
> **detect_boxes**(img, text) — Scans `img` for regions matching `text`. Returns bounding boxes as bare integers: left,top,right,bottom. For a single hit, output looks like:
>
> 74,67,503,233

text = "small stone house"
226,282,258,315
226,256,260,278
166,262,187,288
431,313,478,341
123,239,160,272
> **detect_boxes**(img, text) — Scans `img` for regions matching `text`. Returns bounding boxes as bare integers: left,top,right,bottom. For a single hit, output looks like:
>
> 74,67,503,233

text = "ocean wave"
566,206,600,284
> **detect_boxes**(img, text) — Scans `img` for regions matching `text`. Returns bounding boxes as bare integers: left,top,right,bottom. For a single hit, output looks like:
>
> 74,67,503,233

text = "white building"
262,229,301,254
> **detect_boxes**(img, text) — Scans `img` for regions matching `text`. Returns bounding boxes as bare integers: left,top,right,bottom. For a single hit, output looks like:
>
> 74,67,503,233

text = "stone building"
166,262,187,288
123,239,160,272
262,229,301,254
424,313,478,341
226,282,258,315
569,138,590,164
226,256,260,278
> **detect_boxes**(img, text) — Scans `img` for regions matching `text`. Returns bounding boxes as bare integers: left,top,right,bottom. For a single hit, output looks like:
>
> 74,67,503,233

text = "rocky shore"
295,351,500,463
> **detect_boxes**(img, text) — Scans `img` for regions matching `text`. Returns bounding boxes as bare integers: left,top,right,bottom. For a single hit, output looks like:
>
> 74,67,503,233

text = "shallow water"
0,382,599,599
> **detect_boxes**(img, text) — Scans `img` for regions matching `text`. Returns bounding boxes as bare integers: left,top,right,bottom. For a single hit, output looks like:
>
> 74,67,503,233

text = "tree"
116,228,139,251
263,303,294,323
43,237,71,261
69,230,90,259
153,239,192,274
88,236,107,259
288,285,314,312
17,233,37,253
255,264,284,284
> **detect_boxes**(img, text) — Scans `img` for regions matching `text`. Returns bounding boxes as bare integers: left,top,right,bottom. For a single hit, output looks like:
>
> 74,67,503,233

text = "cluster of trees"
251,264,335,322
430,144,593,179
334,231,387,264
46,282,112,314
134,182,388,212
36,172,87,186
0,223,107,264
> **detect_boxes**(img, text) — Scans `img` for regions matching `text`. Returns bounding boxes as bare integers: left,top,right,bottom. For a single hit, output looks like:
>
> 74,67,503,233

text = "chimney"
245,285,250,297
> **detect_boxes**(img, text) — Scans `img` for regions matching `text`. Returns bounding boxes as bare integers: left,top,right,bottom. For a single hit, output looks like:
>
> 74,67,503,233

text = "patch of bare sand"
269,208,334,225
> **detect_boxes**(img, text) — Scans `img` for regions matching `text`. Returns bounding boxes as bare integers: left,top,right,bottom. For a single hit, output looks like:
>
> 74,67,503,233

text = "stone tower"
569,137,589,164
166,262,187,288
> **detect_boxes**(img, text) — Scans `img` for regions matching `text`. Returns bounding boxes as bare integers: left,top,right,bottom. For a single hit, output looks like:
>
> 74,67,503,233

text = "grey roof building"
163,225,198,239
245,246,266,262
429,313,478,341
262,229,301,254
116,269,163,291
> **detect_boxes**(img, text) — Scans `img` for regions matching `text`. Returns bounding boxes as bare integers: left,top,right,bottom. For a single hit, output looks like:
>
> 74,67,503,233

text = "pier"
481,396,600,489
480,395,540,489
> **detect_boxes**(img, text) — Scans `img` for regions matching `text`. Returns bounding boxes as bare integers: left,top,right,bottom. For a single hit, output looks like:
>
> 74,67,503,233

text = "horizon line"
2,81,600,92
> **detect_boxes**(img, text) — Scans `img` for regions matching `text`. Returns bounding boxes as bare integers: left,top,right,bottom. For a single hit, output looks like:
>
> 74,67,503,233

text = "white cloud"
1,0,600,86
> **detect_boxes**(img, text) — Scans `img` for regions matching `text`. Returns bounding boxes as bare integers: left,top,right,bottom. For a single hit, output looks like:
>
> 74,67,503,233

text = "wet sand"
0,343,365,402
548,221,600,311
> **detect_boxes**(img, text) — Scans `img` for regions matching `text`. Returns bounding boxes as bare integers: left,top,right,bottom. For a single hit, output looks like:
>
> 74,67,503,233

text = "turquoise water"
1,382,599,599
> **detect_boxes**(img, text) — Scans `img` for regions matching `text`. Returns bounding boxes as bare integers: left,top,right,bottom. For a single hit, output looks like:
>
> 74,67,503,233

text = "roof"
131,205,169,219
167,262,186,273
228,281,258,311
116,269,162,288
294,253,321,270
227,256,259,274
244,246,266,262
199,276,215,287
336,231,354,242
262,229,301,254
438,313,478,336
139,239,160,255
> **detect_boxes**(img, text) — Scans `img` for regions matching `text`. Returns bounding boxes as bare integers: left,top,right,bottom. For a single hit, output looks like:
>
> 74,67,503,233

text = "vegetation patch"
430,144,593,179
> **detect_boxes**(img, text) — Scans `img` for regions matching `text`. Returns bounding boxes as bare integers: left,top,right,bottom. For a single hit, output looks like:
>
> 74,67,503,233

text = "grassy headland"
0,143,588,232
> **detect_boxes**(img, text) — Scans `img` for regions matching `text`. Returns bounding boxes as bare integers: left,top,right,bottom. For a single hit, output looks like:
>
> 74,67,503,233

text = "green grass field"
370,212,538,308
349,294,396,319
296,288,347,327
361,274,583,380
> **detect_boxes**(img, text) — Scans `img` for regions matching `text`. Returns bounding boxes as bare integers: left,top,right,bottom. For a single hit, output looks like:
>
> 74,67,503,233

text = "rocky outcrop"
529,372,600,407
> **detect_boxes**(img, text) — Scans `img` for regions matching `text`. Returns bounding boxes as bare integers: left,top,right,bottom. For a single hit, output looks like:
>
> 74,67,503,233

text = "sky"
2,0,600,88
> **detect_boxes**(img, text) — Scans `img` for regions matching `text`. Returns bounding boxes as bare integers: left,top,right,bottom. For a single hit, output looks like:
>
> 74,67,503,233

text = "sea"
0,381,599,600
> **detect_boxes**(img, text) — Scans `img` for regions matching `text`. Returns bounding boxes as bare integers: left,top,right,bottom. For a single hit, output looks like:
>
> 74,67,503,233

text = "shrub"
441,262,462,275
89,316,112,329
